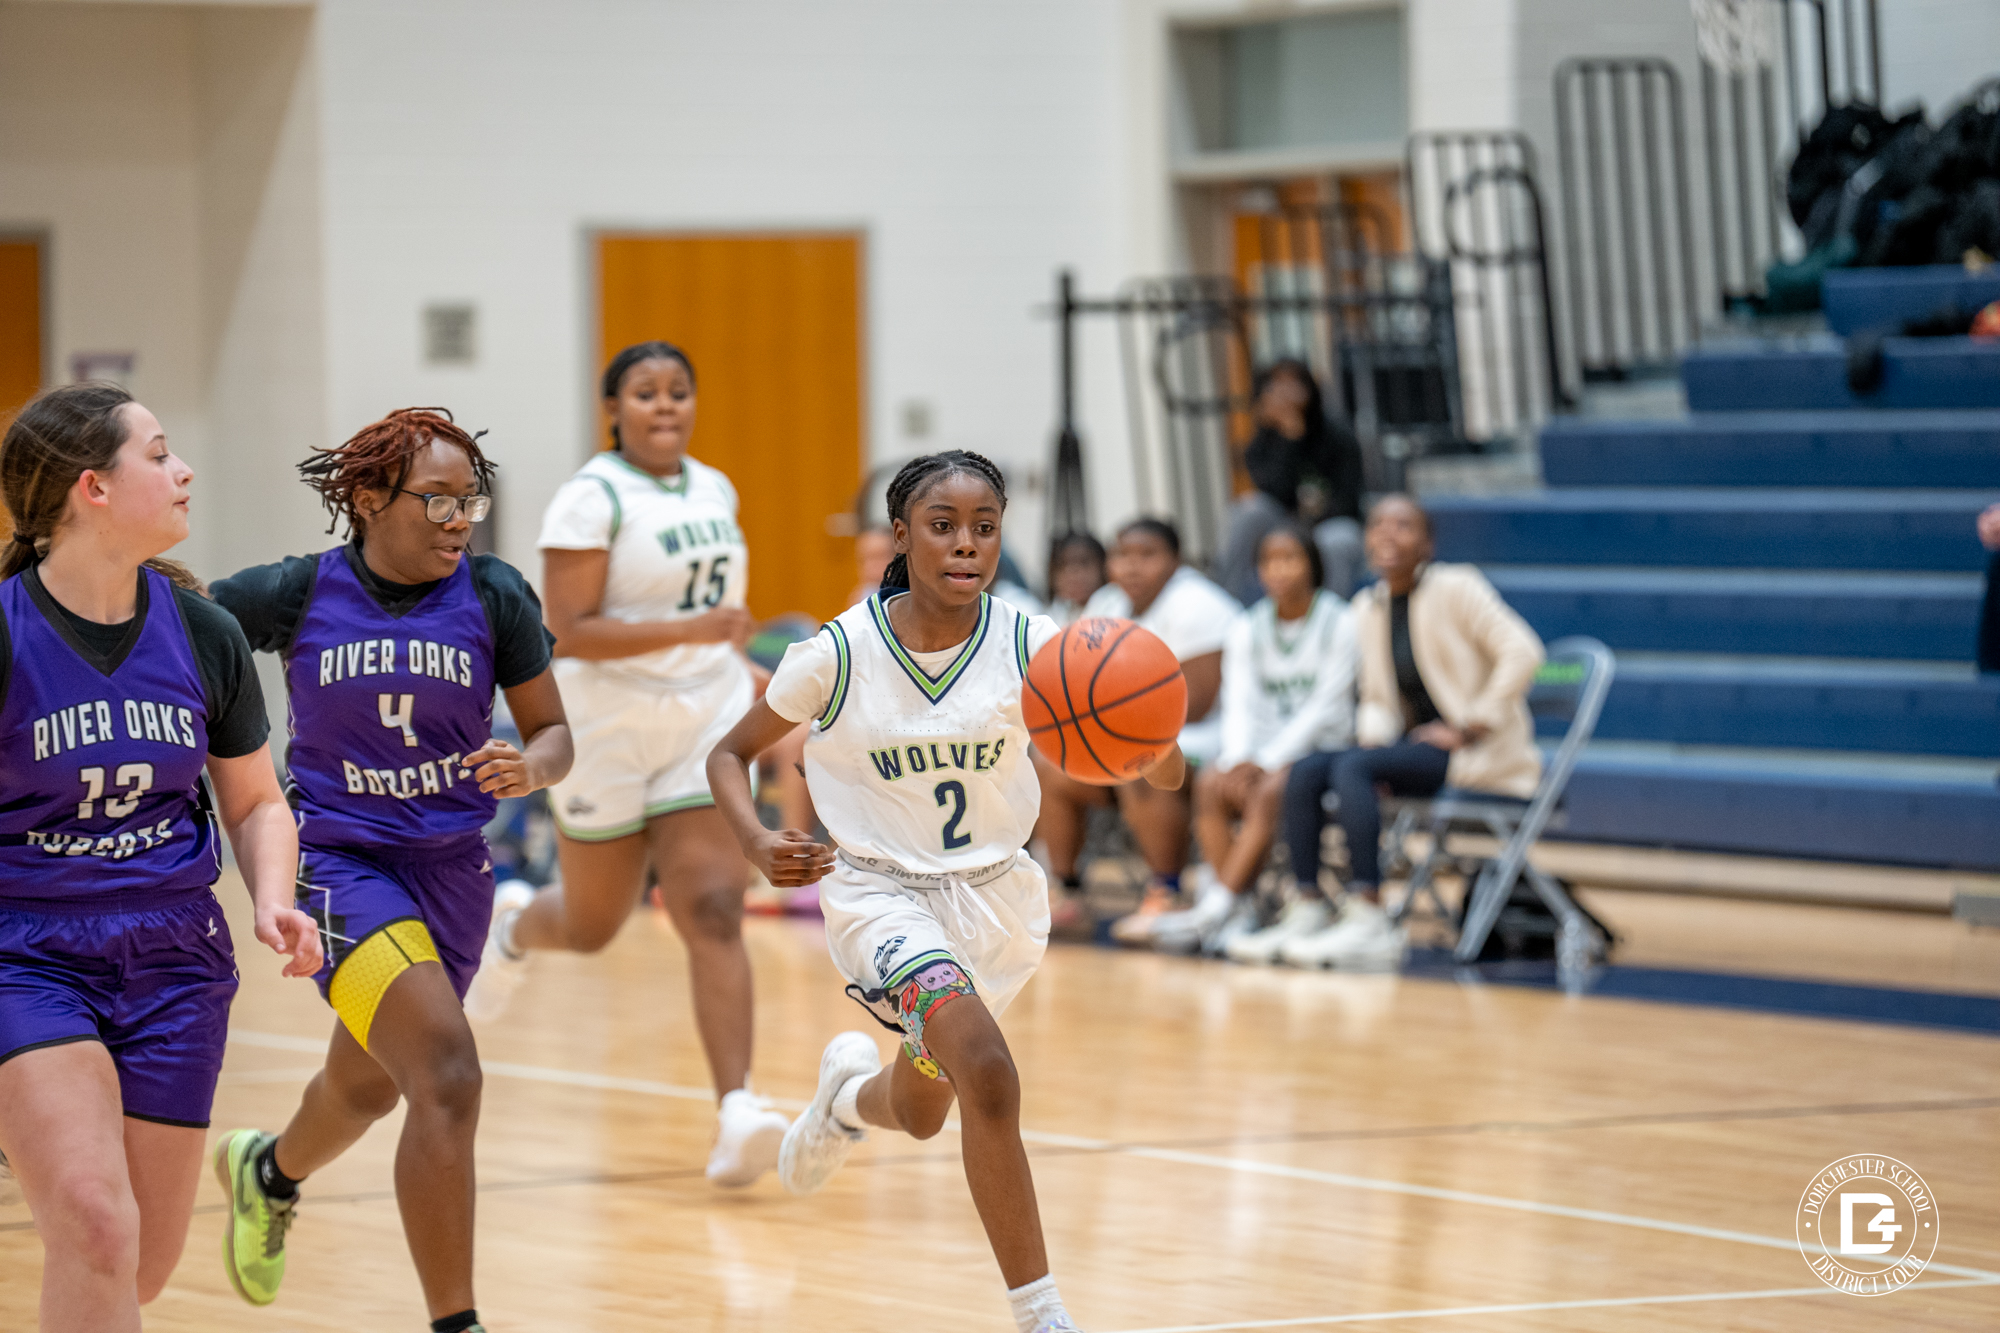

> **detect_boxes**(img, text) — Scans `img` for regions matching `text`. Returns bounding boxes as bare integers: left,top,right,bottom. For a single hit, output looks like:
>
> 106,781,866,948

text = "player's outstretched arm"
1138,742,1187,792
706,699,835,888
465,665,575,798
207,744,322,978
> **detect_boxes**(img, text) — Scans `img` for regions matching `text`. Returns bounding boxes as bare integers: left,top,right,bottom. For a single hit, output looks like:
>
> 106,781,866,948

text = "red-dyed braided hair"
299,407,496,537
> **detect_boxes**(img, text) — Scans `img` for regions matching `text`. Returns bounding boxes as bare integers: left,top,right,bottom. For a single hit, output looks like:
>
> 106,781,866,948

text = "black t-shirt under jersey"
0,564,270,759
211,541,555,690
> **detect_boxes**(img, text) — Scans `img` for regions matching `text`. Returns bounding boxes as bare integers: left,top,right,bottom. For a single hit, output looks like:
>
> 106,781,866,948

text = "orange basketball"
1023,617,1187,784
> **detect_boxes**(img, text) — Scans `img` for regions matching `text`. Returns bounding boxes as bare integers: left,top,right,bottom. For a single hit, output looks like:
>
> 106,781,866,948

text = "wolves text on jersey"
318,637,475,688
655,516,743,557
865,737,1008,782
33,698,199,761
1261,672,1319,716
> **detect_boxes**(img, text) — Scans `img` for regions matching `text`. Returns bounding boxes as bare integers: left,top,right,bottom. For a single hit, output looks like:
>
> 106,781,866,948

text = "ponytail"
878,552,911,593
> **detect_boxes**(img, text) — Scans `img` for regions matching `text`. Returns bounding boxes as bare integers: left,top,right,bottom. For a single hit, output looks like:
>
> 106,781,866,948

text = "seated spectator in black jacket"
1218,359,1366,603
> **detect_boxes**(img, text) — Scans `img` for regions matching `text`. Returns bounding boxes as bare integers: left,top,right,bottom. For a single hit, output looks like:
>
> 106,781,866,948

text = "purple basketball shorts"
0,887,239,1128
295,835,494,1018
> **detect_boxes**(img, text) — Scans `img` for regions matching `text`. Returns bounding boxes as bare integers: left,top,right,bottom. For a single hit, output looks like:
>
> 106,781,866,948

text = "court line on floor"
228,1030,767,1107
223,1028,2000,1285
1104,1277,2000,1332
1162,1094,2000,1149
1114,1145,2000,1282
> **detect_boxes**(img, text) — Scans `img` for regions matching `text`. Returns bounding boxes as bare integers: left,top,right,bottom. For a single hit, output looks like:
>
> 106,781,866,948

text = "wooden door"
597,233,863,623
0,239,41,428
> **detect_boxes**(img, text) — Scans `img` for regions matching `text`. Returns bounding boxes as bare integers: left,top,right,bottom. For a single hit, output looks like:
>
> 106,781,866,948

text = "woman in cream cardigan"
1269,494,1543,969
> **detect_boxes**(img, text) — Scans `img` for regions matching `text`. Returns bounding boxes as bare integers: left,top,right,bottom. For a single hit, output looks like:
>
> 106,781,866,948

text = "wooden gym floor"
1,877,1995,1331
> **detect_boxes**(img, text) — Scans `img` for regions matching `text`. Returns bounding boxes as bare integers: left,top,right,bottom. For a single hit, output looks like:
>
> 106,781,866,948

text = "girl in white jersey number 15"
709,452,1183,1333
464,341,788,1186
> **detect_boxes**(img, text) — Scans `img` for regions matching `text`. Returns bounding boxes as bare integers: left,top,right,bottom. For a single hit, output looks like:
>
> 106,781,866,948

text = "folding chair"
1380,636,1616,965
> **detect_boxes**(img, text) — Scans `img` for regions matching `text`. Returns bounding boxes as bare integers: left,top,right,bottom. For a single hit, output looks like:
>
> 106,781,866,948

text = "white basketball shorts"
546,659,754,841
820,850,1050,1075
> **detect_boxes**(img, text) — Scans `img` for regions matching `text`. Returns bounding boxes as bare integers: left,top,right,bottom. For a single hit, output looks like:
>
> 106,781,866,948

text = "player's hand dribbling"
750,828,835,887
1136,742,1187,791
258,903,324,978
685,606,755,647
463,738,540,798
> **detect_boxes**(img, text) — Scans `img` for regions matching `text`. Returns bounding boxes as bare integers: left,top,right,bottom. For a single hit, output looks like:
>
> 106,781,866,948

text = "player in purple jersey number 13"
0,383,319,1333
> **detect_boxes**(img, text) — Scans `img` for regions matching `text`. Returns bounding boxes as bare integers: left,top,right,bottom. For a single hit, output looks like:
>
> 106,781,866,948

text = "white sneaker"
1149,880,1238,954
706,1088,790,1187
1278,897,1408,970
462,878,537,1024
777,1032,879,1196
1224,895,1335,964
1200,890,1265,957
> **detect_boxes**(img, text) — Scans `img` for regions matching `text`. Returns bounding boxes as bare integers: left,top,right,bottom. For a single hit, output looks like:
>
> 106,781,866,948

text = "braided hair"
879,449,1008,593
601,341,696,450
298,407,496,537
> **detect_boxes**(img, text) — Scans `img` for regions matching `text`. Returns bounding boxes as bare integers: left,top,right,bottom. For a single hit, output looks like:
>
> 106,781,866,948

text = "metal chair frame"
1378,636,1617,964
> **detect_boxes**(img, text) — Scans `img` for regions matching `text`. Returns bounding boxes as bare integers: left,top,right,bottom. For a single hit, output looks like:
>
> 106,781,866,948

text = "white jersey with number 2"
764,592,1060,873
537,451,749,686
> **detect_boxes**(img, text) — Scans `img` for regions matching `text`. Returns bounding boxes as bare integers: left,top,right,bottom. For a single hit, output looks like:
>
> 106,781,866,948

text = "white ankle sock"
1007,1274,1072,1333
829,1073,868,1133
497,908,525,960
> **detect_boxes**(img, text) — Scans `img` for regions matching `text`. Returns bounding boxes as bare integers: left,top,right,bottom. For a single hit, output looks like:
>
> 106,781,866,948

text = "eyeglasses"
394,490,492,524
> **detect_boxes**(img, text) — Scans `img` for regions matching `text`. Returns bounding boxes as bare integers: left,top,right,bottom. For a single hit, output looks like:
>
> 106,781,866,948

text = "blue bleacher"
1683,335,2000,411
1431,488,1995,571
1541,657,1999,758
1540,412,2000,489
1489,567,1979,660
1822,264,2000,336
1446,311,2000,871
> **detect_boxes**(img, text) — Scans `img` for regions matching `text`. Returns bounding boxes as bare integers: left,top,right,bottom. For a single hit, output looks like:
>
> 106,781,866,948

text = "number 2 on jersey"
674,554,730,612
934,780,971,851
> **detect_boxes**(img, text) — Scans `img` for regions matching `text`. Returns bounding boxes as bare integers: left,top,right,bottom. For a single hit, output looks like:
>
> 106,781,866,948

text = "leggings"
1282,742,1451,891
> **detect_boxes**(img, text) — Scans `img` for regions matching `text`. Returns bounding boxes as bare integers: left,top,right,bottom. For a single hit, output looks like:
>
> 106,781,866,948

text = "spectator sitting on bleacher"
1217,359,1367,603
1266,495,1544,970
1047,530,1107,627
1134,526,1358,955
1035,518,1239,931
1979,503,2000,673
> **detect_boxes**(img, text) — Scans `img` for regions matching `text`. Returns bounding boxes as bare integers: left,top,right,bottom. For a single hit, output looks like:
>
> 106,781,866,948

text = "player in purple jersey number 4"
0,384,320,1333
209,408,571,1333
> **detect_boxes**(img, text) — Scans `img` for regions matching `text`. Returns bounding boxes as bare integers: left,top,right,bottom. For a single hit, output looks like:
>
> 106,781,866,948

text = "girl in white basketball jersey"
710,451,1182,1333
464,341,789,1186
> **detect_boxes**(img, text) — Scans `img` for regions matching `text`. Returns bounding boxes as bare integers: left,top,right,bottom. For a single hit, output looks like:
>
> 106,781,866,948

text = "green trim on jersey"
1013,609,1032,677
589,475,623,542
867,592,992,705
606,450,691,495
818,621,853,728
1265,589,1328,655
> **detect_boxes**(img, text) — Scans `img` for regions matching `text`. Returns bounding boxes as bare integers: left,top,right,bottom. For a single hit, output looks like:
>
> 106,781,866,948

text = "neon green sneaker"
212,1128,296,1306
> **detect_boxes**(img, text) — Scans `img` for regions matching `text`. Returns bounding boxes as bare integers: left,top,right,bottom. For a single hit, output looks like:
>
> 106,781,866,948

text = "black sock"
431,1311,480,1333
255,1140,302,1201
1060,875,1082,897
